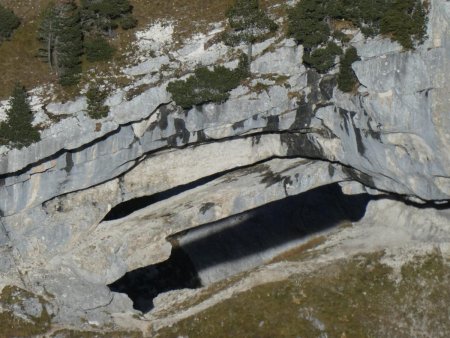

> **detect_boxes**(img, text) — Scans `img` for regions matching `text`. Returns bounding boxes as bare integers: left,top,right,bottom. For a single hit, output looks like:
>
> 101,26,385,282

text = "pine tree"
0,84,40,148
38,1,83,86
225,0,278,69
85,36,115,62
303,42,343,73
287,0,330,50
337,47,360,92
380,0,427,49
57,1,83,86
0,4,20,43
80,0,136,36
38,3,59,71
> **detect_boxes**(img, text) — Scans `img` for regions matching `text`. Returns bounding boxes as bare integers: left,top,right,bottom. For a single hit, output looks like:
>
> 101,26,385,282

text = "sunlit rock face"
1,0,450,219
0,0,449,330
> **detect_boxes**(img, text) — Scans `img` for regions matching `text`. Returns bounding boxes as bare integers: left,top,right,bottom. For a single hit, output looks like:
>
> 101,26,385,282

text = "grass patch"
0,285,52,337
0,0,287,101
50,329,143,338
131,0,285,45
270,235,327,263
156,251,450,338
0,17,55,99
251,82,271,94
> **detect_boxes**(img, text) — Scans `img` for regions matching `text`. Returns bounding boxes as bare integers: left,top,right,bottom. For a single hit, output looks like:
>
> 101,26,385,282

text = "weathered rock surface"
0,0,449,332
58,158,348,285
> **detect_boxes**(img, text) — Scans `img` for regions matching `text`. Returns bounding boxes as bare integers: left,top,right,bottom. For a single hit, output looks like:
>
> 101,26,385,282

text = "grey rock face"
2,0,449,218
64,158,349,285
0,0,449,330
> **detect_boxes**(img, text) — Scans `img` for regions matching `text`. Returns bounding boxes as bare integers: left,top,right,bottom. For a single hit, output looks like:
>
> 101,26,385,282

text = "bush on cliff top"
0,4,20,43
86,85,110,119
287,0,428,75
303,42,343,73
288,0,427,51
337,46,360,92
167,55,249,109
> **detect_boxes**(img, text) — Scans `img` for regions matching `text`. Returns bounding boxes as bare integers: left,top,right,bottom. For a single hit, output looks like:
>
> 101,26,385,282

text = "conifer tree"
0,4,20,43
38,1,83,86
38,3,59,70
225,0,278,69
80,0,136,36
0,84,40,148
287,0,329,50
85,36,115,62
337,47,360,92
57,1,83,86
380,0,427,49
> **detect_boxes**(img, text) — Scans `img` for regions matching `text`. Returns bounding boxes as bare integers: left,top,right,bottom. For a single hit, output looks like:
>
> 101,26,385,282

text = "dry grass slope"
0,0,286,100
156,252,450,338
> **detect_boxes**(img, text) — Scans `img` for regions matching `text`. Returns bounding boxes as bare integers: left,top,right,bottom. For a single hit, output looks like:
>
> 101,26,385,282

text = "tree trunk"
47,32,53,71
53,36,60,75
247,42,252,73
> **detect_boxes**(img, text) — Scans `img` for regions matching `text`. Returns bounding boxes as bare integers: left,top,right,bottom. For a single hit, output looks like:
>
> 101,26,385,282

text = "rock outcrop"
0,0,449,332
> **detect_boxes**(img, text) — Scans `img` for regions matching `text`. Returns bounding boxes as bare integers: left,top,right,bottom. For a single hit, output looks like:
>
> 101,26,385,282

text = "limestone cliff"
0,0,449,333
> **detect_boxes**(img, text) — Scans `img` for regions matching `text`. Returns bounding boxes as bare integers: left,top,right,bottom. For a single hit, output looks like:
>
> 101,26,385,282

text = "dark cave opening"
103,172,226,221
108,183,374,313
108,243,202,313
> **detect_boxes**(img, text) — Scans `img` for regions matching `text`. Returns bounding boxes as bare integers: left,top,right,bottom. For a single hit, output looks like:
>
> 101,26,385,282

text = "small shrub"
119,14,138,30
86,85,109,119
287,0,428,76
224,0,278,46
59,65,83,87
337,47,360,92
80,0,137,35
303,42,343,73
332,30,351,43
85,36,115,62
0,84,41,149
287,0,330,50
380,0,427,49
0,4,20,43
167,56,249,109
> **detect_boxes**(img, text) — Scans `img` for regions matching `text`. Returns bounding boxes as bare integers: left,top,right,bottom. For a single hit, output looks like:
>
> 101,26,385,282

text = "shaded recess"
109,243,201,313
108,183,374,312
178,183,372,275
103,171,226,220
